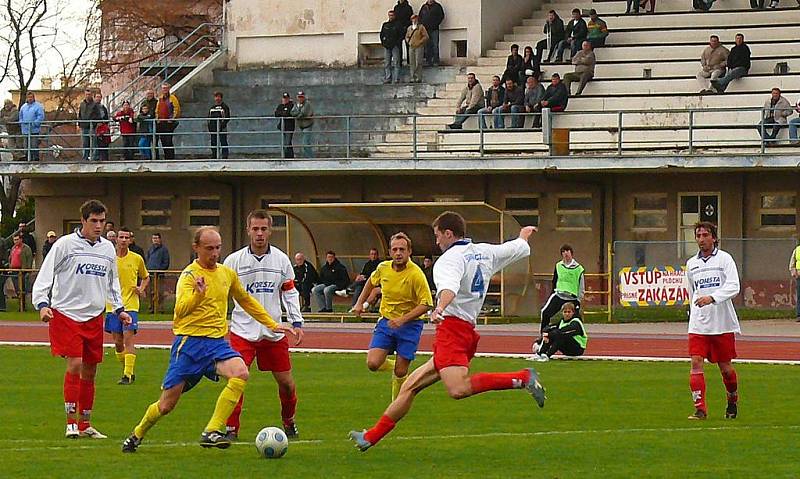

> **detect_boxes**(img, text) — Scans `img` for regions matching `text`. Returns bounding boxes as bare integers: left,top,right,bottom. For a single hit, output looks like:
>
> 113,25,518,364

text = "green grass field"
1,347,799,478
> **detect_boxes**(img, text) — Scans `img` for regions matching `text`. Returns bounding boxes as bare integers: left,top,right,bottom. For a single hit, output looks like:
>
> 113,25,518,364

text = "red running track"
1,322,797,361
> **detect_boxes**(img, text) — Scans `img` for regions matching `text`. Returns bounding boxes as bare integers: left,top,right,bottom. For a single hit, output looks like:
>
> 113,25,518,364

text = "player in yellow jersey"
104,227,149,385
353,232,433,401
122,227,296,452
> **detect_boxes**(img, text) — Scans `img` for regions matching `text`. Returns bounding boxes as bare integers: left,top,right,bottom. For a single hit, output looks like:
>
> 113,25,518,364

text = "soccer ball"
255,426,289,459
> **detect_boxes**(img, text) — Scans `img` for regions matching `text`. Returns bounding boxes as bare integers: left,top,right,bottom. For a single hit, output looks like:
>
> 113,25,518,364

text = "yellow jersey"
173,260,278,338
106,251,148,313
370,260,433,320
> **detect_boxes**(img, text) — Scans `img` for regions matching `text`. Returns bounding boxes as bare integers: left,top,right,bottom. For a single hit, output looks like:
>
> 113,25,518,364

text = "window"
140,197,172,228
188,197,220,227
556,195,592,229
632,194,668,230
504,195,539,227
760,193,796,228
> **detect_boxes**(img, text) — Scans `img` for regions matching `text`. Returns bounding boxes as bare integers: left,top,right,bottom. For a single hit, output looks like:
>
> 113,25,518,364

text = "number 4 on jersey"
471,266,485,297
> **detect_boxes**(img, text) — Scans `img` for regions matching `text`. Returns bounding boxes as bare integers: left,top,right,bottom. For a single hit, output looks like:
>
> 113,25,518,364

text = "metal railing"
2,106,798,163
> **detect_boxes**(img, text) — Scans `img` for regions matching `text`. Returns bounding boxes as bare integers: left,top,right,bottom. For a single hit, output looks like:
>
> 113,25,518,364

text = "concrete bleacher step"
523,8,800,29
552,109,780,129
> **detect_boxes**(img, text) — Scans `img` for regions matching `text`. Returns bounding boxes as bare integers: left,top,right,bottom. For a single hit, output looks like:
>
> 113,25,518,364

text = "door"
678,193,720,258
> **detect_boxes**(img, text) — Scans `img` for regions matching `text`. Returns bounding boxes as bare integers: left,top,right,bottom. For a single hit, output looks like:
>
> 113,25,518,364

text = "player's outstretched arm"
518,225,538,241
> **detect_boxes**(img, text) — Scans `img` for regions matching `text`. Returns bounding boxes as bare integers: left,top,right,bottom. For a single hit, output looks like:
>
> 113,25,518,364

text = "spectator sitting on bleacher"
586,10,608,48
521,46,540,85
447,73,484,130
524,76,546,128
711,34,750,94
697,35,729,94
555,9,588,63
501,44,525,86
758,88,793,144
312,250,350,313
531,73,569,125
788,97,800,145
337,247,382,307
536,10,565,65
478,76,505,130
562,41,595,97
494,78,525,129
293,252,318,313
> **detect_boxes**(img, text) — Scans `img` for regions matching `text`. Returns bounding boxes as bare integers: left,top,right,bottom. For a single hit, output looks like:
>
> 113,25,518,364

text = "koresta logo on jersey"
246,281,275,294
695,276,721,289
463,253,486,261
75,263,108,277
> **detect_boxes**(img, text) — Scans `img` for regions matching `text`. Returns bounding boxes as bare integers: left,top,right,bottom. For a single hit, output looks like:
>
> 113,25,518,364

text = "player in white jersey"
32,199,131,439
349,211,546,451
685,221,740,420
223,210,305,439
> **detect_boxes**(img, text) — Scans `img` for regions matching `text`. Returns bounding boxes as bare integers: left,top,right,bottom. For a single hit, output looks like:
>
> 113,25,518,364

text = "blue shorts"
369,318,424,361
104,311,139,334
162,336,241,392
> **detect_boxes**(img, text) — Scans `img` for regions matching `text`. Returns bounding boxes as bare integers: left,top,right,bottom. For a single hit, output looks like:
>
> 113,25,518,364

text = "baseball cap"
47,230,56,237
282,92,290,98
297,91,305,97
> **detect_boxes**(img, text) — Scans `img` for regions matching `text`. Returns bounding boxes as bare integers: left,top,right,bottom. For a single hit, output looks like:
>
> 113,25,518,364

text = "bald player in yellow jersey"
353,232,433,401
122,227,296,452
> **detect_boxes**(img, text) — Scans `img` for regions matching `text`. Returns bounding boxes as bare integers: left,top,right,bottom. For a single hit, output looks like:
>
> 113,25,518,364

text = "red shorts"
433,317,480,371
229,333,292,372
688,333,737,363
48,310,104,364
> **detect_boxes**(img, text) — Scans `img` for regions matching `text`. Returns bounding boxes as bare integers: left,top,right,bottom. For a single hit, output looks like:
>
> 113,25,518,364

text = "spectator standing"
394,0,414,65
3,233,33,310
136,103,155,160
711,34,750,93
145,232,170,314
93,93,110,161
758,88,792,144
478,76,505,130
141,89,158,117
788,97,800,145
697,35,729,94
207,91,230,159
129,232,145,258
106,230,117,245
0,99,21,160
114,101,137,160
419,0,444,66
446,73,484,130
626,0,641,14
524,76,546,127
501,44,525,86
155,83,181,160
18,222,37,265
290,91,314,158
19,92,44,161
312,251,350,312
521,46,540,85
421,255,435,293
380,10,405,84
562,41,596,96
640,0,656,13
750,0,765,7
586,10,609,48
78,90,99,161
293,252,318,313
556,9,587,63
536,11,565,65
405,14,429,83
42,231,58,259
493,78,525,129
531,74,569,128
790,243,800,321
104,221,115,238
275,92,296,158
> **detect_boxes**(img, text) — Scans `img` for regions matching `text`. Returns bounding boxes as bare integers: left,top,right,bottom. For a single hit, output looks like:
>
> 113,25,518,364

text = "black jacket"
294,260,318,289
360,258,382,278
505,54,525,78
566,18,588,41
501,85,525,107
275,101,295,131
542,82,569,110
544,16,566,43
484,85,506,108
728,43,751,71
394,1,414,29
207,102,230,131
419,1,445,31
42,240,56,259
319,259,350,289
380,19,405,49
78,99,100,129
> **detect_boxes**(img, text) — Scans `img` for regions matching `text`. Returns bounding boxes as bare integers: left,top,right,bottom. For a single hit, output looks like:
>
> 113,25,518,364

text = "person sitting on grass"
534,302,587,362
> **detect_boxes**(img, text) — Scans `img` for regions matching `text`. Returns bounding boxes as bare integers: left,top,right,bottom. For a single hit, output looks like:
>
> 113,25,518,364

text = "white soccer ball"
255,426,289,459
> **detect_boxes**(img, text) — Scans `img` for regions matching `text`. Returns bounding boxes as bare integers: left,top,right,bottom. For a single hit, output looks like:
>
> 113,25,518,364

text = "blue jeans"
493,105,524,129
424,29,440,65
81,127,95,160
714,67,748,92
384,45,401,83
451,105,481,127
788,117,800,141
138,136,152,159
312,284,338,311
299,126,313,158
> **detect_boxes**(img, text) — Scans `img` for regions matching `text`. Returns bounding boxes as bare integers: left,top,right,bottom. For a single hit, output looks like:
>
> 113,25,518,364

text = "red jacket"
114,107,136,134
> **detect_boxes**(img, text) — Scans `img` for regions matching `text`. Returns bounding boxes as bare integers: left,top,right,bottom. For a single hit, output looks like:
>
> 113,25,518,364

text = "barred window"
556,195,592,229
760,193,796,228
188,197,220,226
504,195,539,227
140,197,172,228
632,194,667,230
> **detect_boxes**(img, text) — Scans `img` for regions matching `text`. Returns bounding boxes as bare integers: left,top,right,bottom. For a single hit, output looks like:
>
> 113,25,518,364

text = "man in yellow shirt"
353,232,433,401
104,227,149,385
122,227,295,452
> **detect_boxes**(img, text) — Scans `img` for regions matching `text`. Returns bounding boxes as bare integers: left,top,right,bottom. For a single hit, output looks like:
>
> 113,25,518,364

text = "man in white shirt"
349,211,545,451
223,210,305,440
33,199,131,439
685,221,740,420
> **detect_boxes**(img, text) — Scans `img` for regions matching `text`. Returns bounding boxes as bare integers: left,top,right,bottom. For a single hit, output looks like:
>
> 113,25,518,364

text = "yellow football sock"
124,354,136,378
391,373,409,402
133,402,162,439
115,351,125,364
205,378,247,432
377,357,396,372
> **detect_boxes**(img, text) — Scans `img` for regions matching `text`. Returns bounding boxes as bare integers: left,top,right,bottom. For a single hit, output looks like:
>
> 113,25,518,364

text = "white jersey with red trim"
224,245,303,342
686,247,741,335
433,238,530,326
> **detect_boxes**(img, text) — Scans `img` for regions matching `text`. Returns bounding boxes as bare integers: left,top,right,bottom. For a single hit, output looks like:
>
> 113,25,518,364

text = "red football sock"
690,372,707,412
63,372,80,425
225,394,244,432
364,415,396,445
721,370,738,403
78,378,95,431
469,370,530,395
279,389,298,426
